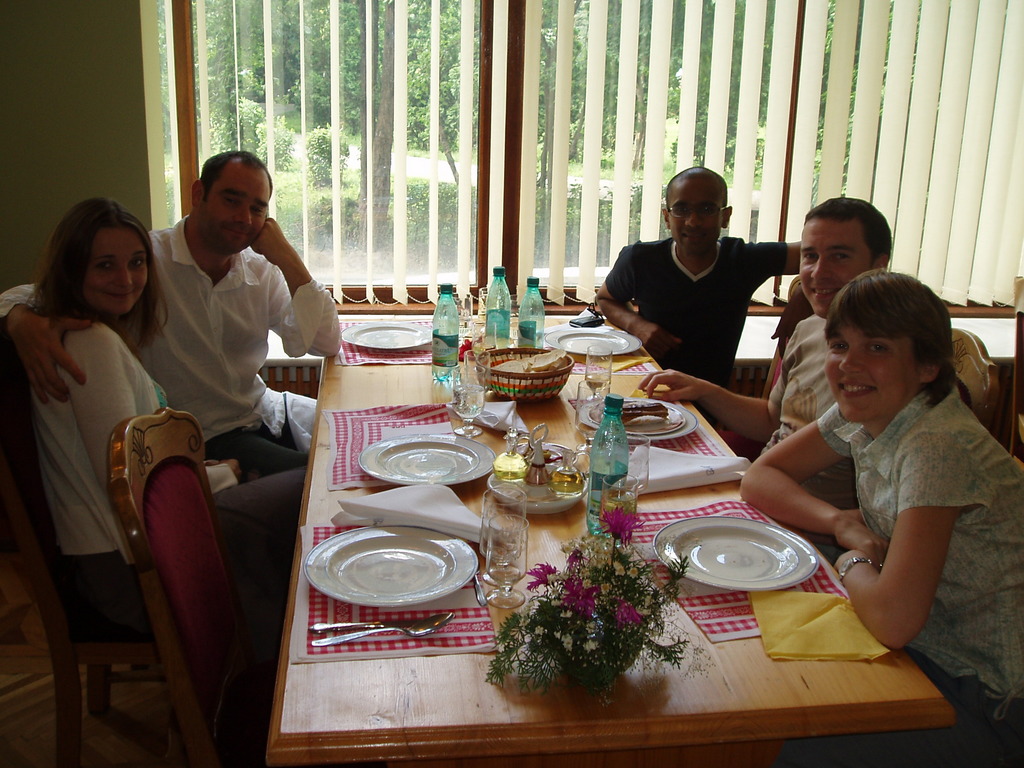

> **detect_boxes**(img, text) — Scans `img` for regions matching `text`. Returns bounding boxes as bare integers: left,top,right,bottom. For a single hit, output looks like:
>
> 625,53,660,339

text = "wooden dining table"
267,344,954,767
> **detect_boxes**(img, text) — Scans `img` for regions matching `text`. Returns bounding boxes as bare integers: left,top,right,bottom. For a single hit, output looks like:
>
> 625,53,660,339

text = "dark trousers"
205,421,308,479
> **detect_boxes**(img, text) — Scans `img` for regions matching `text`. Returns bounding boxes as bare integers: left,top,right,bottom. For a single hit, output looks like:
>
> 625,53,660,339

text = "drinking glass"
484,514,530,609
574,380,610,456
461,350,486,387
601,474,640,520
584,343,614,395
479,484,527,585
626,435,651,493
451,383,485,437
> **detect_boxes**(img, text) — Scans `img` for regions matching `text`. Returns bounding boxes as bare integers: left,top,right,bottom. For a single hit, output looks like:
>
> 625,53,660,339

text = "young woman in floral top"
742,270,1023,767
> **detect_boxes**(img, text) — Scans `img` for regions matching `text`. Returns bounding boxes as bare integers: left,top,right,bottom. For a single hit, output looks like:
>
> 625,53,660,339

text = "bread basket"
480,347,574,401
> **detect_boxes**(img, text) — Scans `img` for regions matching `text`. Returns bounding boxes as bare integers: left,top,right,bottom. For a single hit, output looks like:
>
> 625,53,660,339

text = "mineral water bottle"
484,266,511,348
586,394,629,535
432,283,459,381
517,276,545,348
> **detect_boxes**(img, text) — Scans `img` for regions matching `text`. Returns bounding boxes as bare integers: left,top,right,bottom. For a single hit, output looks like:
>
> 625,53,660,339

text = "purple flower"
615,599,643,628
602,507,643,544
526,562,558,591
563,577,601,616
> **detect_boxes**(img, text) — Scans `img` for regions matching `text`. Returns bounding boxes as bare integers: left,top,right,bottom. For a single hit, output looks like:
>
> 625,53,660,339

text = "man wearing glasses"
597,167,799,387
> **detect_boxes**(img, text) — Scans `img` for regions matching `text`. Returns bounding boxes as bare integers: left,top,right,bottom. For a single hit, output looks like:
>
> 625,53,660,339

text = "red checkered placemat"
290,526,495,662
324,404,452,489
336,321,432,365
651,420,728,457
631,501,846,643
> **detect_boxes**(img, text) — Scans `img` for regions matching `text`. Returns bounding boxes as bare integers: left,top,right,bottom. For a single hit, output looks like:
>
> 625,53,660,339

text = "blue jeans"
773,648,1024,767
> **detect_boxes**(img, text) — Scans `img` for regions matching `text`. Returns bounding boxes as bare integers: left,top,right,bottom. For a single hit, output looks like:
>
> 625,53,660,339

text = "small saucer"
486,473,587,515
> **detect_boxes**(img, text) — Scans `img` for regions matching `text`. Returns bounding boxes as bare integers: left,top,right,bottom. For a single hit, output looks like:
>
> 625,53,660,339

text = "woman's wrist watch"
838,555,873,582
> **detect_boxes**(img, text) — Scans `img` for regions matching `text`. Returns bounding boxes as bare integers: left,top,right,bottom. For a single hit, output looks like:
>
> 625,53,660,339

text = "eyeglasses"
666,203,722,219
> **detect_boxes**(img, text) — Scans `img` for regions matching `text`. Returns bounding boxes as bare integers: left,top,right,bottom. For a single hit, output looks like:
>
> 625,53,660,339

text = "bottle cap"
493,266,505,277
527,276,539,287
603,393,624,414
439,283,453,294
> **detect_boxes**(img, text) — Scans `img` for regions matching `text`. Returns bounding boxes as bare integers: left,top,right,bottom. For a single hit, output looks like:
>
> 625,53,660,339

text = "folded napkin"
643,446,749,494
750,590,890,661
446,400,527,433
333,485,483,542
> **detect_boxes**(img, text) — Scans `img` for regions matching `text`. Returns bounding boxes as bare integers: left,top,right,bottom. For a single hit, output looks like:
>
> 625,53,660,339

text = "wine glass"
626,435,651,493
574,380,609,456
584,343,614,395
601,474,640,520
451,383,485,437
484,513,530,608
479,484,527,585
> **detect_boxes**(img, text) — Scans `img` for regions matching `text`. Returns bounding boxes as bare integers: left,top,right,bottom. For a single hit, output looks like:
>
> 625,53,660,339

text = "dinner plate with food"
582,397,698,437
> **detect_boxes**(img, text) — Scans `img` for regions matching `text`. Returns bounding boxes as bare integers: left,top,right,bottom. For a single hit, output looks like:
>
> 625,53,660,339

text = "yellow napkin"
750,590,890,661
570,353,654,372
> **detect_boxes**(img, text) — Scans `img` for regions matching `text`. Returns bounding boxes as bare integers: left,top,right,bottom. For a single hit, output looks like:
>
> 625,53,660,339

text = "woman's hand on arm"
838,506,958,649
740,421,846,536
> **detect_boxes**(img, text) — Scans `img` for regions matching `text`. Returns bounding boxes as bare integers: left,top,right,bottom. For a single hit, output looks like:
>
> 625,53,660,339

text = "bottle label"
432,331,458,369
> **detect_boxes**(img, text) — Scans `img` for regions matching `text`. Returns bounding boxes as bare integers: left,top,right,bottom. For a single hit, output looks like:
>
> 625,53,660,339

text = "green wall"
0,1,152,292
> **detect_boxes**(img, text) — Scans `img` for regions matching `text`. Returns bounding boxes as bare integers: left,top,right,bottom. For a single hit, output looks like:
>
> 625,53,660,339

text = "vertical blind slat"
330,0,343,293
486,3,508,273
263,0,277,218
891,2,948,278
675,0,703,173
639,0,673,242
846,0,888,200
457,0,475,292
394,0,410,302
817,0,857,201
919,1,977,298
518,0,543,294
704,0,736,175
609,2,640,266
577,0,609,299
547,0,575,297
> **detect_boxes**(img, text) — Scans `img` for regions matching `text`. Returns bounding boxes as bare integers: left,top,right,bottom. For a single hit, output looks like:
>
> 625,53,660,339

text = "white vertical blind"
363,5,376,295
262,0,277,218
675,0,702,173
729,0,768,247
609,2,640,266
393,0,410,302
546,0,574,299
457,0,476,297
329,0,343,292
195,0,212,163
816,0,857,201
518,0,543,293
576,0,609,302
486,3,509,275
638,1,673,241
704,0,735,174
846,0,887,200
979,0,1024,306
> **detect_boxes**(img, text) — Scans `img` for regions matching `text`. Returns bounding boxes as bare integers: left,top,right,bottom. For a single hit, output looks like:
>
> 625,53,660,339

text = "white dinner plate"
544,325,643,355
359,434,496,485
581,398,698,438
654,516,818,591
304,525,477,607
341,322,431,350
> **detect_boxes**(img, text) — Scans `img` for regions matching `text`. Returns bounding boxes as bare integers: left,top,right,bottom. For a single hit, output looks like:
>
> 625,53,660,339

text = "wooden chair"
0,337,159,768
107,407,275,767
1011,284,1024,461
952,328,1000,433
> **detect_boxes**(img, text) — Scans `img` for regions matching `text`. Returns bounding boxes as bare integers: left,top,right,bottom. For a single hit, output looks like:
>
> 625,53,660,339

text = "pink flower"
615,599,643,628
526,562,558,591
563,577,601,616
602,507,643,544
566,548,584,570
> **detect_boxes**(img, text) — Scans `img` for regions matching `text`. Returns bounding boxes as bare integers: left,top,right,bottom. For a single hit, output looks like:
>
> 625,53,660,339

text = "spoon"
310,612,455,646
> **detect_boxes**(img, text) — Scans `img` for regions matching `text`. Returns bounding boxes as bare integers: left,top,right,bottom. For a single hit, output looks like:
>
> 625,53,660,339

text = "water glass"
601,474,640,520
479,484,526,585
574,380,610,455
452,383,485,437
584,343,614,394
484,514,530,609
626,435,651,493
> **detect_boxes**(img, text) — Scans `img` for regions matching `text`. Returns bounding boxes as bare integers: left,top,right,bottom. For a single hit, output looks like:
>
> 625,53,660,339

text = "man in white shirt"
2,151,341,478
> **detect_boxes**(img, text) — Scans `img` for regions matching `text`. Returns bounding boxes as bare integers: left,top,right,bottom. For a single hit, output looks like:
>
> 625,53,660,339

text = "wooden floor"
0,548,186,767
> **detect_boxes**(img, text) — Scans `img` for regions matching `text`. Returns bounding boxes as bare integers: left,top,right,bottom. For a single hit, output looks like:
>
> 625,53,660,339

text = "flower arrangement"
486,508,701,699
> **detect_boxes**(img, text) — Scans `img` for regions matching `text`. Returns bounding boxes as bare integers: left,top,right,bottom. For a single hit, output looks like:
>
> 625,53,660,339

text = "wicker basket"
480,347,574,401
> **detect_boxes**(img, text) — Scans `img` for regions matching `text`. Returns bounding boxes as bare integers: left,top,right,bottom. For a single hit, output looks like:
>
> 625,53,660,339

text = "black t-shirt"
603,237,787,386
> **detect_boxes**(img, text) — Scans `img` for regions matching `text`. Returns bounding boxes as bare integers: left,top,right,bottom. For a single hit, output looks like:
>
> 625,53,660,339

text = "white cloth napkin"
446,400,527,433
643,446,750,494
332,485,482,542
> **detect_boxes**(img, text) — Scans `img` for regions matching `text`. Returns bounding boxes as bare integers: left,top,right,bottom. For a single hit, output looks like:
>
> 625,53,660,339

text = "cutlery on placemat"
310,612,454,646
